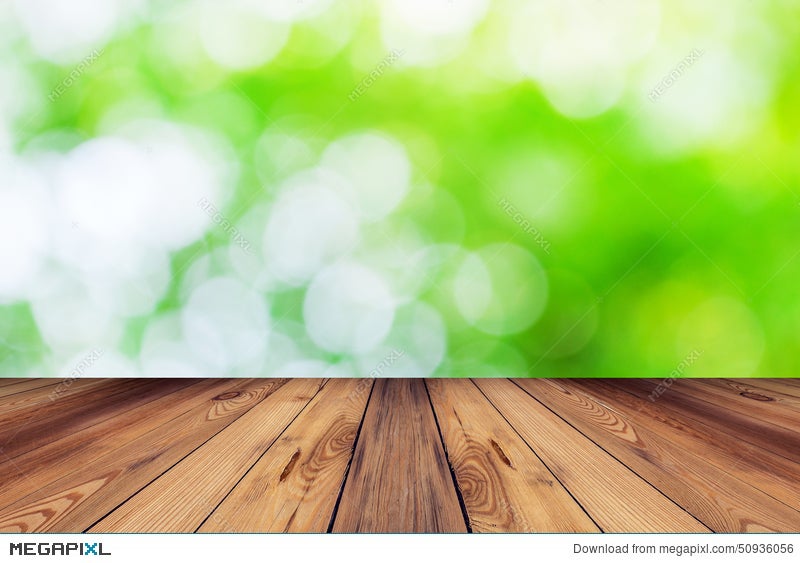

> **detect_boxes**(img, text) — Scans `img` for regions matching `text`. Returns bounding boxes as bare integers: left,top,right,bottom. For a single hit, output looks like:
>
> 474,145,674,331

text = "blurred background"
0,0,798,378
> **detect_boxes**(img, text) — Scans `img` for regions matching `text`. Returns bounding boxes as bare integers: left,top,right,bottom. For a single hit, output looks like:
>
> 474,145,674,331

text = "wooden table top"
0,377,798,533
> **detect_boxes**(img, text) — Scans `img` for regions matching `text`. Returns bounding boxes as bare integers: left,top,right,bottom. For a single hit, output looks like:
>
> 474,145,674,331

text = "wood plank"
516,379,800,532
199,378,371,533
614,379,800,464
0,378,133,416
0,379,58,398
0,379,27,388
674,380,800,431
331,379,467,533
0,379,293,532
427,379,598,532
0,379,135,422
475,379,707,533
572,379,800,510
0,379,162,460
742,379,800,398
692,379,800,413
0,379,226,505
1,376,795,534
90,379,325,532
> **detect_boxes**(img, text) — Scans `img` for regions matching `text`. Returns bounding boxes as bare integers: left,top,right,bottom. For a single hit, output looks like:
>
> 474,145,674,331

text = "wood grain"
674,380,800,431
331,379,467,533
0,379,26,388
735,378,800,399
0,377,797,534
0,379,139,425
0,379,58,397
575,379,800,510
0,379,234,505
427,379,598,532
0,379,291,532
613,379,800,465
706,379,800,413
0,379,111,415
200,378,372,533
0,378,167,460
516,379,800,532
91,379,324,532
475,378,709,533
689,379,800,415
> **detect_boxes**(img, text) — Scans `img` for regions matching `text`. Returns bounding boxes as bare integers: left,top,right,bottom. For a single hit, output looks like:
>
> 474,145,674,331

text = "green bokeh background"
1,0,798,378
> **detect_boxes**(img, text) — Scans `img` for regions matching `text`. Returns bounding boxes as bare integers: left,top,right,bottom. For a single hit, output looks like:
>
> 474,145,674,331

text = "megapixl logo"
10,543,111,556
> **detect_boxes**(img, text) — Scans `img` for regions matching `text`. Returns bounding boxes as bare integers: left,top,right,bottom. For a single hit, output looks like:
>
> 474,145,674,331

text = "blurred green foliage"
1,0,799,377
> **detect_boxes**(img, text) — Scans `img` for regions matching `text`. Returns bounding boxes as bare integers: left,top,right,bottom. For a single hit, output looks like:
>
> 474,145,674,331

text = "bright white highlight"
454,244,548,335
0,160,49,301
12,0,141,64
379,0,490,66
263,169,359,285
198,0,290,71
303,261,395,355
182,277,270,372
509,0,661,117
321,132,411,222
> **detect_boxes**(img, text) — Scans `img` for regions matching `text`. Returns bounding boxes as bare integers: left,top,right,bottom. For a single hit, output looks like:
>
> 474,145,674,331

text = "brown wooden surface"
0,379,24,388
0,379,220,503
728,379,800,407
90,379,323,532
427,379,598,532
475,379,709,533
574,379,800,510
693,379,800,409
0,379,291,532
0,378,114,416
610,379,800,465
0,378,184,460
199,378,371,533
516,379,800,532
0,377,798,533
0,379,59,398
331,379,467,533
